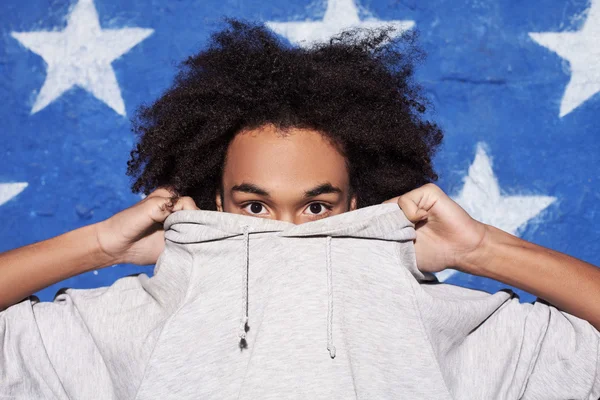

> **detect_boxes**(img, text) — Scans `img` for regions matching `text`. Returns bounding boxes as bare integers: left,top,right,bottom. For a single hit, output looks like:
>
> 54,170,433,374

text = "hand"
95,188,200,265
383,183,488,273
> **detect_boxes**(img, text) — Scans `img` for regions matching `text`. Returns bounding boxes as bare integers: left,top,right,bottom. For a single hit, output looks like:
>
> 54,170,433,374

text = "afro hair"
126,18,443,210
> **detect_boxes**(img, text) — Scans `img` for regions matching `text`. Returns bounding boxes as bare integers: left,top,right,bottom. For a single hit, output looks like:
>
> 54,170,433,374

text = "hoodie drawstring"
238,227,336,358
326,235,336,359
239,225,250,342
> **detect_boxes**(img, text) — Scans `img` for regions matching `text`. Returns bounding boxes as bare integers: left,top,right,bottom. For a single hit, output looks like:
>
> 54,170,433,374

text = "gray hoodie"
1,203,599,399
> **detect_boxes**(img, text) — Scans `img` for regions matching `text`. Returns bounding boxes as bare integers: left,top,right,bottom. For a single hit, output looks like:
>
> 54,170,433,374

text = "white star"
435,143,556,282
529,0,600,117
11,0,153,116
266,0,414,48
0,182,28,207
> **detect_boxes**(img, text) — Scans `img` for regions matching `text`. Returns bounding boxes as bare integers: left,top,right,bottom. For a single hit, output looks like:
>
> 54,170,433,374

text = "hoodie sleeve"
0,274,166,400
411,281,600,399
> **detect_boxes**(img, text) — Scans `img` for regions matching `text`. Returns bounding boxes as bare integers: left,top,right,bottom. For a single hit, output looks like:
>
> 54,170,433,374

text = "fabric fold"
2,203,599,399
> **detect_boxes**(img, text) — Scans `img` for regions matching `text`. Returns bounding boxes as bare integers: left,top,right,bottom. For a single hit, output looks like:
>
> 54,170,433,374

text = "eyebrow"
231,183,270,197
230,182,342,199
303,183,342,198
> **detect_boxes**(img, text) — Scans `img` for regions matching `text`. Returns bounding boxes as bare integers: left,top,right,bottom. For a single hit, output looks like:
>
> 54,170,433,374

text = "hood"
162,202,437,358
165,202,416,242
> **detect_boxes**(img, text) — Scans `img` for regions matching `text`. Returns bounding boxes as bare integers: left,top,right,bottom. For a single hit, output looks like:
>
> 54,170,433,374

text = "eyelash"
241,202,333,218
306,203,333,219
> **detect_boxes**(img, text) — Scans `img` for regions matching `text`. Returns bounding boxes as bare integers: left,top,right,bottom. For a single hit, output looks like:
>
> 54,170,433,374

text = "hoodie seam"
132,247,195,400
395,242,453,399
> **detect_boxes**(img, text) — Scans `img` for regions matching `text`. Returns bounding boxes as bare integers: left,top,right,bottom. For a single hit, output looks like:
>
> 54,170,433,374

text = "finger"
397,193,429,223
145,187,177,200
383,194,428,222
171,196,200,211
146,196,180,224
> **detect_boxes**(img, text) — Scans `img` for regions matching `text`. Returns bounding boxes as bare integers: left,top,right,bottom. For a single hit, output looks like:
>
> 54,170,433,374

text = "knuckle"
182,196,199,208
154,197,175,211
424,182,440,192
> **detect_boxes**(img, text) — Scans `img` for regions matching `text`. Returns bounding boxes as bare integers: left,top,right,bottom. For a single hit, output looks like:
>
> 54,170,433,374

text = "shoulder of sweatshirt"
408,278,600,399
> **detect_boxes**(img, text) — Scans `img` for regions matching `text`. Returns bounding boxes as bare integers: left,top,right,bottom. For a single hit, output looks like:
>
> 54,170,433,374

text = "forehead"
222,125,349,190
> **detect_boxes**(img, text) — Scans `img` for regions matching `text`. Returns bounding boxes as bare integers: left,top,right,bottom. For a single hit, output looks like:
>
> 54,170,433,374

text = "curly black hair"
126,18,443,210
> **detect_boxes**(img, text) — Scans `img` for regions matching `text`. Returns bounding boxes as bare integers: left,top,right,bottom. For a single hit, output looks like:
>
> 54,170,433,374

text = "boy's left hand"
383,183,488,274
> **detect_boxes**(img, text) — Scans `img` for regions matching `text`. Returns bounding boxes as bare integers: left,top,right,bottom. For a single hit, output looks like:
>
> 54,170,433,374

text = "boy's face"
216,124,357,224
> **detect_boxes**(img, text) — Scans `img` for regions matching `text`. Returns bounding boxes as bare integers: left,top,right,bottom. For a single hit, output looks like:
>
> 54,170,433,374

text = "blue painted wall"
2,0,599,303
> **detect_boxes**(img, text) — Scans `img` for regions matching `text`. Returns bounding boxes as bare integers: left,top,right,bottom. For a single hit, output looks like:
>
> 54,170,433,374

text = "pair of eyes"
242,202,332,216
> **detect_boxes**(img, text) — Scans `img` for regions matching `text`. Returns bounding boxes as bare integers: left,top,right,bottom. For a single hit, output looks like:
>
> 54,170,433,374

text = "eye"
304,203,332,216
242,202,268,215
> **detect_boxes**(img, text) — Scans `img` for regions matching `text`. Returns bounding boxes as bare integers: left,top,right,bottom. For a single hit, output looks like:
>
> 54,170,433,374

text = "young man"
0,19,598,397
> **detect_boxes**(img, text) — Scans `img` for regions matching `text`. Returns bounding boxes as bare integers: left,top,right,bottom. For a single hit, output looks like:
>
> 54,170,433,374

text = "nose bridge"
275,209,298,224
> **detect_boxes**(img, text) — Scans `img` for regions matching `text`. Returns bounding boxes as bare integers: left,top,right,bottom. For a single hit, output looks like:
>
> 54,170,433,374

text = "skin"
0,124,599,333
215,124,357,223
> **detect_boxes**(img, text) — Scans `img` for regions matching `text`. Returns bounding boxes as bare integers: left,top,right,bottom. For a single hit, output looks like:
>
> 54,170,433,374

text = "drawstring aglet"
327,343,336,359
239,316,249,340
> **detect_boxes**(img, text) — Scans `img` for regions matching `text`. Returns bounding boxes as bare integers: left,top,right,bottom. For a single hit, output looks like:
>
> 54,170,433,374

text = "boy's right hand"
95,188,200,266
